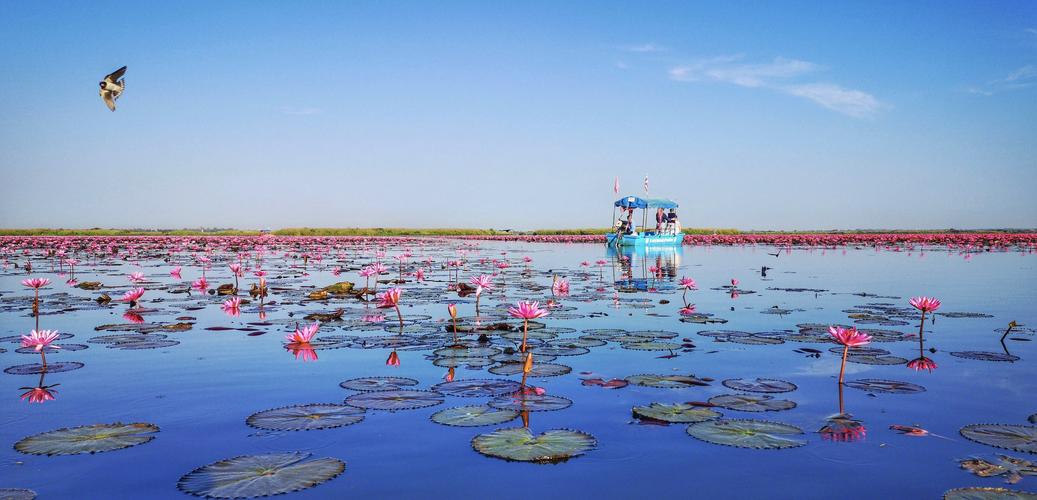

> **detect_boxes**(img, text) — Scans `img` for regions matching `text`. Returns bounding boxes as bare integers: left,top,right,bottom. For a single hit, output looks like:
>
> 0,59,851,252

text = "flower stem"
520,319,529,353
838,345,848,385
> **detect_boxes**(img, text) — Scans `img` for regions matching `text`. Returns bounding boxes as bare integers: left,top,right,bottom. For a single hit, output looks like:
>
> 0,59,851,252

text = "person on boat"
655,208,665,232
666,209,681,235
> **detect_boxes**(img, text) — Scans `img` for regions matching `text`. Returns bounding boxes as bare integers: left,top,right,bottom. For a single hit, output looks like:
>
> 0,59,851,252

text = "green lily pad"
433,346,501,358
344,390,444,410
488,362,571,378
530,344,590,356
431,379,521,397
0,489,36,500
846,354,909,365
431,405,520,427
633,403,722,423
177,452,344,498
961,425,1037,454
621,341,683,351
960,455,1037,484
246,404,365,431
15,422,159,456
471,427,596,463
951,351,1021,362
488,394,573,412
338,377,419,392
721,378,797,393
845,379,926,394
626,374,711,388
708,394,797,412
686,419,807,449
4,362,85,375
943,487,1037,500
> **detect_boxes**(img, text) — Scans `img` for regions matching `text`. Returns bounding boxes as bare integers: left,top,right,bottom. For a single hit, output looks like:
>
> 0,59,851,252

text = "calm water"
1,240,1034,499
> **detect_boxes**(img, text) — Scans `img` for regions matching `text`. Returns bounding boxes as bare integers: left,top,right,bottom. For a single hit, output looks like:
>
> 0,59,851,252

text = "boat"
606,196,682,247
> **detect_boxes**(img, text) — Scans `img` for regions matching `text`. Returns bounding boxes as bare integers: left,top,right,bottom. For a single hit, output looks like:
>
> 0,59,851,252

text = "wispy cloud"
968,64,1037,96
669,55,883,118
280,106,322,116
623,43,667,53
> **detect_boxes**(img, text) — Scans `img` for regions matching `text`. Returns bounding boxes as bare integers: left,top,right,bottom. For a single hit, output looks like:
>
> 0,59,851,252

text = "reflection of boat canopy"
607,195,682,247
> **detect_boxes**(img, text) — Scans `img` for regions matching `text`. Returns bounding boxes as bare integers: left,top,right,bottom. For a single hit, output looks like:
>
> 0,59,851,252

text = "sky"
1,1,1035,231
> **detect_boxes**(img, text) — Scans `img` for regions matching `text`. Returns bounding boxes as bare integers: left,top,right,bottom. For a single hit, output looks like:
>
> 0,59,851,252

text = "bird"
99,66,127,111
767,251,780,258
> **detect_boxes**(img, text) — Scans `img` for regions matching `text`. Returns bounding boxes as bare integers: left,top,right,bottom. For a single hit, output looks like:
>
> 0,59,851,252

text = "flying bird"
99,66,127,111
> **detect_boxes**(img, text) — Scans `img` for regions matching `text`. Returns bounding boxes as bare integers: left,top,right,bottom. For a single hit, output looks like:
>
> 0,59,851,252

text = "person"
666,209,681,235
655,208,665,232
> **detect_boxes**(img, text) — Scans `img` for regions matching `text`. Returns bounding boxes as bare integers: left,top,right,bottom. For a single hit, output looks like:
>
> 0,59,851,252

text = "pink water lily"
221,297,242,317
508,301,549,352
285,322,320,343
192,277,208,293
552,278,570,297
129,272,145,283
909,296,941,313
377,287,404,328
679,276,697,303
21,329,61,368
830,326,871,384
170,266,182,279
119,287,146,307
22,277,50,318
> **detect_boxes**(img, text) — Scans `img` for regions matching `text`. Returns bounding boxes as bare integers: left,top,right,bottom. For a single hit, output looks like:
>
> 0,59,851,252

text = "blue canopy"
614,196,679,209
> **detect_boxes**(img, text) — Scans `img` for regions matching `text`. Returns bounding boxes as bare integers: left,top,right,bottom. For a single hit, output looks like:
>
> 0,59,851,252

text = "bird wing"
105,66,127,83
100,89,117,111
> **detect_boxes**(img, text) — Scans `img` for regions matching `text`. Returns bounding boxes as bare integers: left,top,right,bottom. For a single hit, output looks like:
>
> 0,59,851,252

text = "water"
1,240,1034,499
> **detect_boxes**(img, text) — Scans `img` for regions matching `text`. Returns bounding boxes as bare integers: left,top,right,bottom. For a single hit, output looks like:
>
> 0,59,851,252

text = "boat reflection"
607,245,683,292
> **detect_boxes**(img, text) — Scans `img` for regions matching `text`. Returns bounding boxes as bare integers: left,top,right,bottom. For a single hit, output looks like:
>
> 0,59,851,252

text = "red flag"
643,175,649,194
613,176,620,194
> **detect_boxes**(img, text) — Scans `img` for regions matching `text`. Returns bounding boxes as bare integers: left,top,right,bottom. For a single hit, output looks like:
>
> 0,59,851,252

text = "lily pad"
626,374,711,388
621,341,683,351
845,379,926,394
951,351,1021,362
488,394,573,412
177,452,344,498
961,425,1037,454
15,422,159,456
4,362,85,375
708,394,797,412
0,489,36,500
246,404,365,431
960,455,1037,484
344,390,444,411
471,427,596,463
686,419,807,449
431,379,522,397
633,403,722,423
339,377,419,392
488,362,571,378
722,378,797,394
430,405,520,427
943,487,1037,499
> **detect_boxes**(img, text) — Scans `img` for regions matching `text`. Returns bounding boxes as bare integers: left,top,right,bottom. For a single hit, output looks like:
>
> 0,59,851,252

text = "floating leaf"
488,362,571,378
708,394,796,412
625,374,711,388
961,425,1037,454
344,390,444,410
633,403,721,423
431,379,521,398
951,352,1021,362
621,341,682,351
943,487,1037,499
471,427,596,463
960,455,1037,484
4,362,85,375
845,378,926,394
177,452,344,498
0,489,35,500
246,404,365,431
686,419,806,449
721,378,797,393
15,422,159,456
847,354,908,365
338,377,418,392
488,394,573,412
430,405,519,427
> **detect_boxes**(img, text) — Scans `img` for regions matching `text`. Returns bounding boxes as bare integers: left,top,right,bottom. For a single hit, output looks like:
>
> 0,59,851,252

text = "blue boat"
606,196,683,247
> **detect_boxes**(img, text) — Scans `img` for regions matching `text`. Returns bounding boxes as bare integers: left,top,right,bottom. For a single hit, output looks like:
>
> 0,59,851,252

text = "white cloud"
669,55,882,117
969,64,1037,96
624,43,667,53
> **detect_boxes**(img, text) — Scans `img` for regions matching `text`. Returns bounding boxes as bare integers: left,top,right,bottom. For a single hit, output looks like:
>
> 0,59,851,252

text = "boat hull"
606,233,682,247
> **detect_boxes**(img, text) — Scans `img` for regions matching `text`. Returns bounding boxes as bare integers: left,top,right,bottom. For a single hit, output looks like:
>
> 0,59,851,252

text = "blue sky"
1,1,1034,230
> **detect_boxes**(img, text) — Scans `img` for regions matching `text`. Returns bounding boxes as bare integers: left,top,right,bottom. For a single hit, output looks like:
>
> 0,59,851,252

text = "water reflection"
19,371,58,404
607,245,682,292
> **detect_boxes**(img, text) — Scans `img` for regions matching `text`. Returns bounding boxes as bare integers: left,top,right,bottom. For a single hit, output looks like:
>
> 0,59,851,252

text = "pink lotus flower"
192,277,208,293
907,356,938,373
415,268,425,282
285,322,320,343
509,301,549,353
20,386,57,404
129,272,145,283
829,326,872,347
170,266,182,279
377,287,404,327
552,278,570,296
21,330,61,352
222,297,242,317
731,278,739,287
22,278,50,289
119,287,146,306
470,274,495,293
679,277,698,290
228,263,242,276
332,267,342,276
909,296,941,313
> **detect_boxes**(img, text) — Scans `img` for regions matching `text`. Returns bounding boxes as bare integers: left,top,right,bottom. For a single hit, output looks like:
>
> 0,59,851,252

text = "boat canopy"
614,196,679,209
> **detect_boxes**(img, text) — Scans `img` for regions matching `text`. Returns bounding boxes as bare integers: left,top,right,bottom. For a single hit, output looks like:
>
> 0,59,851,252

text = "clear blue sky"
1,1,1034,230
